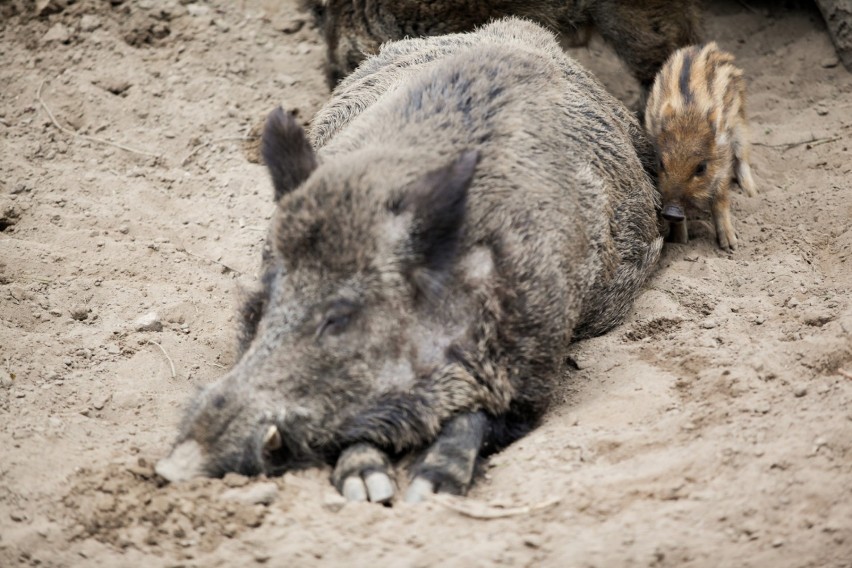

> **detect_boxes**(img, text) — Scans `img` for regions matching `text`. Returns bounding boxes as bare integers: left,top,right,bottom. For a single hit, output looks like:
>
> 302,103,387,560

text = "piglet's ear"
262,107,318,201
395,150,479,289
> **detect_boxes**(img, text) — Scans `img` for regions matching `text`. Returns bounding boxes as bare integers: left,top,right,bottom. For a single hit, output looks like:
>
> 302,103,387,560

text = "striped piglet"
645,42,757,251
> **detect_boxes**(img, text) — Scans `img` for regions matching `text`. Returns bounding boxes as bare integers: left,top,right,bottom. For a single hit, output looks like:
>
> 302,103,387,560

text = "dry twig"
178,246,242,275
181,135,255,165
37,80,161,158
181,122,257,166
753,135,844,152
736,0,759,14
148,340,177,379
431,495,561,520
838,368,852,380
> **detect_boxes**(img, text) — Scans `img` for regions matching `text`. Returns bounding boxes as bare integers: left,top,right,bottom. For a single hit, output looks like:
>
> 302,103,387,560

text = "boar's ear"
262,107,318,201
393,150,479,292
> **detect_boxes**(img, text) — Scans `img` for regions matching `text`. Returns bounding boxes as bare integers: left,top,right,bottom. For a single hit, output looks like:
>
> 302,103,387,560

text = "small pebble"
821,56,839,68
10,512,28,522
41,23,71,43
223,473,250,488
793,385,807,398
523,534,543,549
322,492,347,513
134,312,163,332
70,306,89,321
186,3,211,17
700,319,717,329
221,481,278,506
274,18,305,34
772,538,785,548
79,15,101,32
92,394,110,411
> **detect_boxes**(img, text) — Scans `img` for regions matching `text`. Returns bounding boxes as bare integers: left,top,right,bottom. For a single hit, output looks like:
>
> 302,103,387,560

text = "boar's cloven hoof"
403,477,436,504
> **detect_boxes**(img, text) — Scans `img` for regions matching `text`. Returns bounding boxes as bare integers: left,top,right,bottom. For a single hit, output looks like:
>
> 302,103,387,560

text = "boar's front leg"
404,411,489,503
332,443,396,503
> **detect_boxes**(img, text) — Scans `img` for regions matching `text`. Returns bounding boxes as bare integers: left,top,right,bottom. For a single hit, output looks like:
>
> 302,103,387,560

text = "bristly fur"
645,41,757,251
159,19,663,498
306,0,703,89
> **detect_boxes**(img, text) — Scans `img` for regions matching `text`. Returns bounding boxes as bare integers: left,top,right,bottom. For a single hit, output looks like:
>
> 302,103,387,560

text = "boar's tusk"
263,424,283,452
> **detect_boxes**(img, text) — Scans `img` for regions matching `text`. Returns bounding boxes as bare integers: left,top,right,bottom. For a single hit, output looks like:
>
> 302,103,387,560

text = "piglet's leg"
332,443,395,504
732,112,758,197
711,182,738,251
668,220,689,244
404,411,489,503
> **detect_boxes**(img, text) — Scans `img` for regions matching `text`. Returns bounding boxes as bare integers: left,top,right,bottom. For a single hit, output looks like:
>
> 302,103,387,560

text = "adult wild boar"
156,18,662,504
303,0,702,89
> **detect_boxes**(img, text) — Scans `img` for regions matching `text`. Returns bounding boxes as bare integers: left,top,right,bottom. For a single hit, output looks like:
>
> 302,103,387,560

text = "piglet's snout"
662,204,685,222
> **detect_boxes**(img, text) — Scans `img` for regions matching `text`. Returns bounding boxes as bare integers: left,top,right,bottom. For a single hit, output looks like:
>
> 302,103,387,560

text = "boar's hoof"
364,472,395,503
342,476,368,502
332,443,396,504
403,411,487,503
403,477,436,504
341,472,395,503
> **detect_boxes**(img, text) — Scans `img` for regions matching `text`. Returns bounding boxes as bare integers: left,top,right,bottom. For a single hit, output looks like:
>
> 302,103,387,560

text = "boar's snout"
156,421,287,483
155,439,206,482
662,203,685,222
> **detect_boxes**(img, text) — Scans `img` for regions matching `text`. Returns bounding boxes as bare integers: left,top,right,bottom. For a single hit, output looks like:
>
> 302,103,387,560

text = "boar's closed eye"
315,299,359,339
694,162,707,177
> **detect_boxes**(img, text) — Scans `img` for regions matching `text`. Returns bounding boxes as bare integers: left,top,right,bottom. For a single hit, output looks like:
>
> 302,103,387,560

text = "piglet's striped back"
645,42,745,138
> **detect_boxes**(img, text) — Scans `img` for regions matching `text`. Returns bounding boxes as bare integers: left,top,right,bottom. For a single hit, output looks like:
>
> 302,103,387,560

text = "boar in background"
303,0,702,90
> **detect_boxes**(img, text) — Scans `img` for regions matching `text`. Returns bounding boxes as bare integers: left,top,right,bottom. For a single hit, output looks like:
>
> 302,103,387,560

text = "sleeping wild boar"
156,18,662,504
302,0,702,90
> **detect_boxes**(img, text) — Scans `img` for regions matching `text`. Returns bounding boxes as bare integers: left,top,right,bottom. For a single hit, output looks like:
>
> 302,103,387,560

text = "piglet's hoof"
667,220,689,244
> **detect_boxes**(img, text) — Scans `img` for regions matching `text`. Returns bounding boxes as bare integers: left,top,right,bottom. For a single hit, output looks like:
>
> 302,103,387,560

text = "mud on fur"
303,0,702,92
645,41,758,251
156,19,662,504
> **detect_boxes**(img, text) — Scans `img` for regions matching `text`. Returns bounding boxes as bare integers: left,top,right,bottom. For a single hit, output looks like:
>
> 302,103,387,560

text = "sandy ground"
1,0,851,566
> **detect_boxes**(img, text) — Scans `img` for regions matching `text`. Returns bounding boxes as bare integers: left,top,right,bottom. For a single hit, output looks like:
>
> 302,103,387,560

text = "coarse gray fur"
302,0,702,89
156,19,662,501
